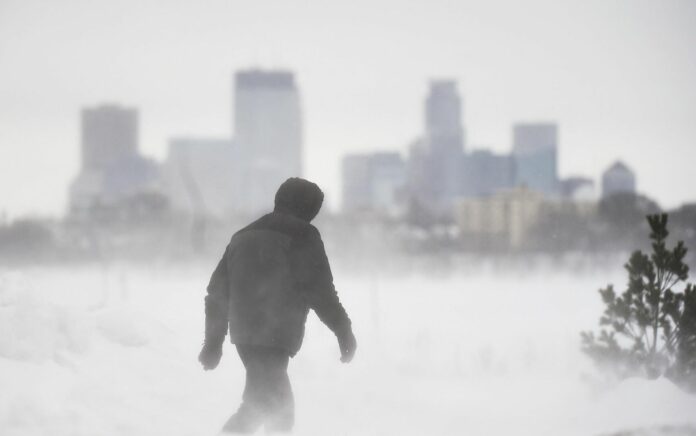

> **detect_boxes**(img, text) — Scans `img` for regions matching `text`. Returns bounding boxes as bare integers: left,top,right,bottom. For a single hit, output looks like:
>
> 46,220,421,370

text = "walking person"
198,177,357,434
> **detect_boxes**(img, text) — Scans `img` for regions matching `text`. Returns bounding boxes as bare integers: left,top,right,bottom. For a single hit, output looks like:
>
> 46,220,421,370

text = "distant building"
560,176,596,202
601,161,636,198
406,138,461,219
512,123,558,196
80,104,138,171
370,153,407,216
164,138,237,218
407,80,466,218
342,155,372,212
460,150,514,198
69,104,161,216
342,152,406,216
233,69,303,214
425,80,465,154
456,187,545,248
405,139,434,214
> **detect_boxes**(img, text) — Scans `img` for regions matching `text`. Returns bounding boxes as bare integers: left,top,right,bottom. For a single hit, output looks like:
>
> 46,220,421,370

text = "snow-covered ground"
1,264,695,436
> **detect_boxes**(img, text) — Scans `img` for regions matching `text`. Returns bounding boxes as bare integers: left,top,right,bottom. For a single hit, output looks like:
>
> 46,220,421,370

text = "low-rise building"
456,187,545,248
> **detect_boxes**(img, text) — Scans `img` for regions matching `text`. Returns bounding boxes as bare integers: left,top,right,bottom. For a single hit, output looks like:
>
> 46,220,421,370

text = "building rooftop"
606,160,633,174
235,69,295,89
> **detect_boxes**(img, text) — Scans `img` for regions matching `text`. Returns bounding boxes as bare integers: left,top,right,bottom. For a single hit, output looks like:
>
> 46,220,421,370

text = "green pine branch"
581,214,696,390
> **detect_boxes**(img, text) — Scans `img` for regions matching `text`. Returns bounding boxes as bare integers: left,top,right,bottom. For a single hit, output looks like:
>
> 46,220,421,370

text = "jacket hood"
274,178,324,222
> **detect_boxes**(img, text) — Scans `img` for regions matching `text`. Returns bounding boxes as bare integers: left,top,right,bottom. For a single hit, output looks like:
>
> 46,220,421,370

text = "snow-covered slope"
1,265,695,436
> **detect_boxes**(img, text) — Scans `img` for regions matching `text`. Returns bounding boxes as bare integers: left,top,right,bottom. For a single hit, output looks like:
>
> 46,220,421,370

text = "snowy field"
1,263,696,436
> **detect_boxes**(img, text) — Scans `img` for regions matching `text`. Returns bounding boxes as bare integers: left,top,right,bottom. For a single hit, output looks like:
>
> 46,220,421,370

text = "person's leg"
262,349,293,433
222,345,294,433
221,345,264,434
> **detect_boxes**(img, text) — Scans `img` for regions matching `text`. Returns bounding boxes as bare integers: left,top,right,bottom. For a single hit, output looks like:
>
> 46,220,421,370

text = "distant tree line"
0,218,56,262
2,192,695,267
401,192,696,266
529,194,696,259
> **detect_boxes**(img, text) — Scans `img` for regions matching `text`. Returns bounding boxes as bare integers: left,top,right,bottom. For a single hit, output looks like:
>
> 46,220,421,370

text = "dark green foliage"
526,204,595,252
598,193,661,231
582,214,696,390
0,219,55,260
670,204,696,265
676,284,696,390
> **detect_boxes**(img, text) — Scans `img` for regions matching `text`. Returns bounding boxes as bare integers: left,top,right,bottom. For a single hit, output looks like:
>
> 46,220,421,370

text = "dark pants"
224,344,294,433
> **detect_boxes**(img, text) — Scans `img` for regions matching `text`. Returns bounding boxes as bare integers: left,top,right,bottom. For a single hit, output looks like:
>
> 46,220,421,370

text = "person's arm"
199,251,229,370
294,227,357,362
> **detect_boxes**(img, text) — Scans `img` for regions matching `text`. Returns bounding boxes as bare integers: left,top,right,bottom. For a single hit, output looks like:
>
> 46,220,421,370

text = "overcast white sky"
1,0,694,218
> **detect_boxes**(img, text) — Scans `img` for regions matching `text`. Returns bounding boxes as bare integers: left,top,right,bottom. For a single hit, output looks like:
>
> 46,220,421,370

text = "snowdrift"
1,267,695,436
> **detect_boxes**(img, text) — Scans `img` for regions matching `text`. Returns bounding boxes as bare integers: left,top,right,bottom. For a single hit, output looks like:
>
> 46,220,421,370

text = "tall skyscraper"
408,80,466,219
512,123,558,196
601,161,636,198
233,70,303,214
69,104,160,216
81,104,138,171
425,80,465,154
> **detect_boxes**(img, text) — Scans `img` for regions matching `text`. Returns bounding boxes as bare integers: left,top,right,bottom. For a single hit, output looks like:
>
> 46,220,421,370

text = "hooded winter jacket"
203,178,351,356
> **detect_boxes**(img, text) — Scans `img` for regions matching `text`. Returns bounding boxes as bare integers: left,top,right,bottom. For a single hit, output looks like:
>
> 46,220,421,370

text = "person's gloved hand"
198,341,222,370
337,329,357,363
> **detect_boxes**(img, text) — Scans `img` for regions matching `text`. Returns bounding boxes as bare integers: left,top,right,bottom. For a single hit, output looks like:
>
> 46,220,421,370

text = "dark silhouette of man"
198,177,357,434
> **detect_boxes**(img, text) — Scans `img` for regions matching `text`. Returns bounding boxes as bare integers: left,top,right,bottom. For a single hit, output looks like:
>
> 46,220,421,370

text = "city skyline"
3,68,680,219
1,0,695,218
66,73,636,222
